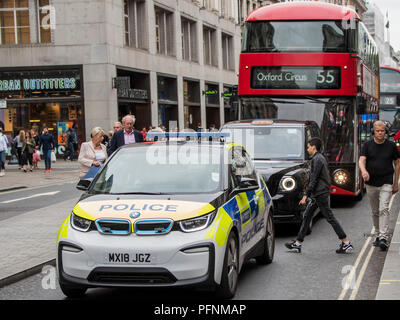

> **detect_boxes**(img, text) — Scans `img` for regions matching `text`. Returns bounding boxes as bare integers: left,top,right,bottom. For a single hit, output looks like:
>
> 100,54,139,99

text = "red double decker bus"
236,2,380,199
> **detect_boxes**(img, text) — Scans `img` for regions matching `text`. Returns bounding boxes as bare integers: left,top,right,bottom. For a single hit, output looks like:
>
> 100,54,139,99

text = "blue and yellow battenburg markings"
205,178,271,246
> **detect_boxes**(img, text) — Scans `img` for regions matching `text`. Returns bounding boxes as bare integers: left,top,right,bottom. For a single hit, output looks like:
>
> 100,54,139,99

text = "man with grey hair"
107,114,143,156
359,120,400,251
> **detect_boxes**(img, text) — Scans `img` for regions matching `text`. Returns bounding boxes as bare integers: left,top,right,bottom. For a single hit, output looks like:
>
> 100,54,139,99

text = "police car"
56,133,274,299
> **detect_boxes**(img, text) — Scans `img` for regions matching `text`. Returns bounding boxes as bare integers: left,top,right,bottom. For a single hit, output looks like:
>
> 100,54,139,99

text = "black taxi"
221,120,321,230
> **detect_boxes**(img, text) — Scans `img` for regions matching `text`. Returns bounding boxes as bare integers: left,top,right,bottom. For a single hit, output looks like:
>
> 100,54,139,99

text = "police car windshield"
90,145,222,194
221,127,304,160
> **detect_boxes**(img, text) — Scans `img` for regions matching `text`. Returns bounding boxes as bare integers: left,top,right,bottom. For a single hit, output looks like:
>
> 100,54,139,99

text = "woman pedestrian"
13,130,25,170
22,130,36,172
78,127,108,179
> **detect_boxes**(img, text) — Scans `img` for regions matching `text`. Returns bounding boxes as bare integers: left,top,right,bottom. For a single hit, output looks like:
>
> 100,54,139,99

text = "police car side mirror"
76,178,93,191
230,177,259,197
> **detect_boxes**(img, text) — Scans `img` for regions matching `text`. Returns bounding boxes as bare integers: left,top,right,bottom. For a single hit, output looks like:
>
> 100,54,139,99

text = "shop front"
0,66,84,158
205,82,220,129
158,74,178,131
116,68,151,132
183,79,200,130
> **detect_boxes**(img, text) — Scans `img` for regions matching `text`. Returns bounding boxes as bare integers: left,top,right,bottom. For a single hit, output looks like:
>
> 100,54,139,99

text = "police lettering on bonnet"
57,132,275,299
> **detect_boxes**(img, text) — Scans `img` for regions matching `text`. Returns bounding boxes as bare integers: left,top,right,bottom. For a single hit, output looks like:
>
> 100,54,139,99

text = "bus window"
242,21,347,53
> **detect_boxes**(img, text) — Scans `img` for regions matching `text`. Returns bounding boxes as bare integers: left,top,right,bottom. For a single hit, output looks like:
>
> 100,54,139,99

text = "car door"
230,146,262,254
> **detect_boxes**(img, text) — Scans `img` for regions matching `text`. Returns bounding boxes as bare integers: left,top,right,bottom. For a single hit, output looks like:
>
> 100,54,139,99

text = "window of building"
181,17,197,62
222,32,234,70
0,0,30,45
124,0,147,49
203,25,217,67
155,6,174,56
37,0,52,43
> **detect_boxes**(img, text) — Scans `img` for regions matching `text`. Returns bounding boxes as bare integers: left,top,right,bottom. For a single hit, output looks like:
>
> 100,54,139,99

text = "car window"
91,145,222,194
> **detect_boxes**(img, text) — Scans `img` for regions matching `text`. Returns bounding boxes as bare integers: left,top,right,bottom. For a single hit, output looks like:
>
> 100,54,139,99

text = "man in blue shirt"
39,127,55,172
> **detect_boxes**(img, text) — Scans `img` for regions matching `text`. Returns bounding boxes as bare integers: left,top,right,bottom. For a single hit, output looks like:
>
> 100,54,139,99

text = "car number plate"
106,253,153,264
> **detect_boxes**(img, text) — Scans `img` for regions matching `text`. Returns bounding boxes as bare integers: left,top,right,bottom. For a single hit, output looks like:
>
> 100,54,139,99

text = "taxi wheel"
217,232,239,299
59,282,87,299
255,212,275,265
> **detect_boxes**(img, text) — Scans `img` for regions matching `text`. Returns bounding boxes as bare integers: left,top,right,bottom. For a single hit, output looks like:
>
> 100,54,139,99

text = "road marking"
338,229,372,300
349,245,375,300
338,193,396,300
1,191,60,204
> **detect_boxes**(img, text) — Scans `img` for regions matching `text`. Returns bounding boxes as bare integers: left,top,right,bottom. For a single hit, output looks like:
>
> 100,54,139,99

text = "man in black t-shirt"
359,120,400,251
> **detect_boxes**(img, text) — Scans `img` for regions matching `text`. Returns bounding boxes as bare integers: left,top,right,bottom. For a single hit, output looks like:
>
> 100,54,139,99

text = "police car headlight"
179,211,216,233
279,176,296,192
71,213,93,232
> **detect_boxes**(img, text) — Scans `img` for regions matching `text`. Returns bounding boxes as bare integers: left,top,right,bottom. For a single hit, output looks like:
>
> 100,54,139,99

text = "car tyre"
59,282,87,298
255,211,275,265
216,232,239,299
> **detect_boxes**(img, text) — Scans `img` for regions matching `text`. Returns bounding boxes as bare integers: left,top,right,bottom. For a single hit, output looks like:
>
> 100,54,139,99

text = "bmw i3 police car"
57,133,274,299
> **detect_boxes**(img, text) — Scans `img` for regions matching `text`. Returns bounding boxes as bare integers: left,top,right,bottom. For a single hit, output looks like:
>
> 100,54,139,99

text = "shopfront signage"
204,90,218,95
0,78,77,91
0,100,6,109
251,66,341,90
117,88,148,100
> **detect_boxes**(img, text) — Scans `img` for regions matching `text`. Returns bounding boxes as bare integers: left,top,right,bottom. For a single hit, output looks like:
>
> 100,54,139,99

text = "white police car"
56,133,274,299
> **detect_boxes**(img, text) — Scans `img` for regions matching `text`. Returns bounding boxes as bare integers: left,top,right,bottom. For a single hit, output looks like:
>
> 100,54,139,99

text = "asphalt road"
0,191,398,300
0,182,81,221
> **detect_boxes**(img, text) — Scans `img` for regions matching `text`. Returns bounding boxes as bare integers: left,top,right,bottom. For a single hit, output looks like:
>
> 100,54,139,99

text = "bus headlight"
279,176,296,192
333,169,349,186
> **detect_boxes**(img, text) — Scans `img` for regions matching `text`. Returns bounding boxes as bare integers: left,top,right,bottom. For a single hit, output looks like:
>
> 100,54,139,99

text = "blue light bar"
146,132,230,138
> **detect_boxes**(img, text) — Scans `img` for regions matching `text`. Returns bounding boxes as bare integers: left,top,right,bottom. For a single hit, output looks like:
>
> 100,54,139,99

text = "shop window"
181,17,197,62
203,26,217,67
155,6,174,56
0,0,30,45
124,0,147,50
222,32,234,70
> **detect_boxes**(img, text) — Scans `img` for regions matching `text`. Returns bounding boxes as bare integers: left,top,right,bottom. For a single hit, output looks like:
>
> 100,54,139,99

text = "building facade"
0,0,271,154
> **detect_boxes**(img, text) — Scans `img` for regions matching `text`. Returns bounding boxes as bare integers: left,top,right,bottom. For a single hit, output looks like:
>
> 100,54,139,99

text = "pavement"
0,160,399,299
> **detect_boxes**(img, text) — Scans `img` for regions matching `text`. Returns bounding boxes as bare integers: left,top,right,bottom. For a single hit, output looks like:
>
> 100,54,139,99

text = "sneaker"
379,238,389,251
285,240,302,253
336,242,354,254
372,237,380,247
0,171,4,177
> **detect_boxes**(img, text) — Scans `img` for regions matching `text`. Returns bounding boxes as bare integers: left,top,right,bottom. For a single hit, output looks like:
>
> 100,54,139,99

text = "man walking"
285,137,353,253
359,120,400,251
107,115,143,156
39,127,55,172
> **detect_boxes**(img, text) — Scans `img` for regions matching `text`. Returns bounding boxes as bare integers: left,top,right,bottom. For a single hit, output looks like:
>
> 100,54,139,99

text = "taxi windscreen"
90,145,222,194
222,127,304,160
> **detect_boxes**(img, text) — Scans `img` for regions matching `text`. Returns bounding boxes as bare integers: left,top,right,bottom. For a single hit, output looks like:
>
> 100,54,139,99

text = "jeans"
297,193,347,242
365,184,392,241
44,149,52,170
64,142,74,161
0,150,5,170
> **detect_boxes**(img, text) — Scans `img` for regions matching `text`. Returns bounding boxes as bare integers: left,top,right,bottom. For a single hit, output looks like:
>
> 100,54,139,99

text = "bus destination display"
251,66,341,90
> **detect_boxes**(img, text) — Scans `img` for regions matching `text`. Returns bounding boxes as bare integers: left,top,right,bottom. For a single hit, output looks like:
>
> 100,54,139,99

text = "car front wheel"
217,232,239,299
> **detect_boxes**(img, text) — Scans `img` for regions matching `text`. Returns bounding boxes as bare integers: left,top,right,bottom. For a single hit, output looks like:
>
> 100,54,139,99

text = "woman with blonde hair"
78,127,108,178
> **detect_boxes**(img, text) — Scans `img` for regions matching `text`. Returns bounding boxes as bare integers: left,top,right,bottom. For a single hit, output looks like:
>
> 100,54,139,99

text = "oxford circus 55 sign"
251,66,341,90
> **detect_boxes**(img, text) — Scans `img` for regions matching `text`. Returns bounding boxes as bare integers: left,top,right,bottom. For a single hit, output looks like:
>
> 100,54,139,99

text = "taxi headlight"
71,212,93,232
279,176,296,192
179,211,216,233
333,169,349,186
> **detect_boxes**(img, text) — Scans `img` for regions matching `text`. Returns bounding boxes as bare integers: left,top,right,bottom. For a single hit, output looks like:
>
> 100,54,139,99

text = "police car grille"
134,219,173,235
88,268,177,284
96,219,131,235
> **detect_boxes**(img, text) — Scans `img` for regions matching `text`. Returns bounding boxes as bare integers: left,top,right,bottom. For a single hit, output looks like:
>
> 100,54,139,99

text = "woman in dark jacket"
22,130,36,172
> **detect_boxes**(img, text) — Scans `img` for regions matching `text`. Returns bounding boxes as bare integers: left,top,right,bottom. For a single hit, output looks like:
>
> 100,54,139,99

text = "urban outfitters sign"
0,78,77,91
251,66,341,90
